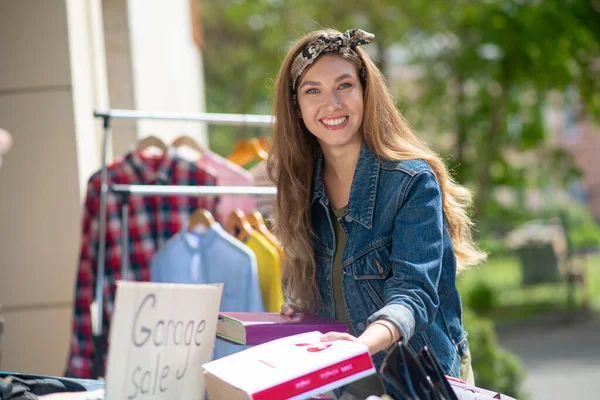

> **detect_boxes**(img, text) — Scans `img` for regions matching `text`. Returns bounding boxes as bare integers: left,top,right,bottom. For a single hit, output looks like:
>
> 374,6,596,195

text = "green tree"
399,0,599,223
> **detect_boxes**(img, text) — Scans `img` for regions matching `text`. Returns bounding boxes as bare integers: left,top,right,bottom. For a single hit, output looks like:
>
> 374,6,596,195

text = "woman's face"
296,54,364,152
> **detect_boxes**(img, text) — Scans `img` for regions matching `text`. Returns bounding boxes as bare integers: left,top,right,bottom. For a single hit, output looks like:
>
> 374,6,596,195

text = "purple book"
216,312,349,346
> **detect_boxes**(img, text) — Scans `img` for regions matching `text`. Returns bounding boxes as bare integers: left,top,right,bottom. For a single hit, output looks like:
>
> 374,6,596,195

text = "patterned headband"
290,29,375,93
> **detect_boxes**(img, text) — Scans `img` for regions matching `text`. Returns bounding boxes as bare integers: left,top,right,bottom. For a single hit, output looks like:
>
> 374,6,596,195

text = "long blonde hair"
267,29,487,312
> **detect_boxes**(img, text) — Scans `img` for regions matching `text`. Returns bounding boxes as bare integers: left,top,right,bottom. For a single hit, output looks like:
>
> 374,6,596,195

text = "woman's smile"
320,116,349,130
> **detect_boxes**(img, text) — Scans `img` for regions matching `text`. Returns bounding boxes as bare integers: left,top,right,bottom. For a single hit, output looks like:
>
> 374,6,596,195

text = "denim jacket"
311,141,468,377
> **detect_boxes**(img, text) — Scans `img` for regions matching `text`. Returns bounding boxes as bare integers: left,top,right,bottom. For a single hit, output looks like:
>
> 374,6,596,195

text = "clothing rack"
91,109,276,377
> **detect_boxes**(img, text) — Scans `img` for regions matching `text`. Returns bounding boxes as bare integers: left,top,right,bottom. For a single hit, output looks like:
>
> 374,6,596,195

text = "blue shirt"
150,223,264,359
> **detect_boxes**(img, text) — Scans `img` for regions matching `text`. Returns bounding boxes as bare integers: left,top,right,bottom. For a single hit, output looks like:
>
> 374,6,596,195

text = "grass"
456,253,600,325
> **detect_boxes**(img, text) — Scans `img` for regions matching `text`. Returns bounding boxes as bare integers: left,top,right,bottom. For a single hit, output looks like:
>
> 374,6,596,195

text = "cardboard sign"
105,282,223,400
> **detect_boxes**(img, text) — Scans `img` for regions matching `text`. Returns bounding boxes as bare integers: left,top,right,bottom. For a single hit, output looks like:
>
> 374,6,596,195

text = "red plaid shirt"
65,149,218,378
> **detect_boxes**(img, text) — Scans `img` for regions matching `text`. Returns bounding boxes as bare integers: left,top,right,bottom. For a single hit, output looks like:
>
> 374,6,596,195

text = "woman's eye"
339,82,352,89
306,88,319,94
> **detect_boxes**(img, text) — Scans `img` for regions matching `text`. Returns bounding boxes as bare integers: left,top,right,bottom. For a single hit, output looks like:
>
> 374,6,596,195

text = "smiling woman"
266,28,486,399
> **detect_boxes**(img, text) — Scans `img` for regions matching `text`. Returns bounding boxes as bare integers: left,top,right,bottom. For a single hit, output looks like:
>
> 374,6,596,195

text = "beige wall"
127,0,208,145
102,0,208,154
0,0,108,375
0,0,83,375
102,0,137,157
67,0,109,198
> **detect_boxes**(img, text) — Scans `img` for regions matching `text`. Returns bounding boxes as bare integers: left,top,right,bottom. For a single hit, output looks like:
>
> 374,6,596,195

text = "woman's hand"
320,332,361,344
281,303,296,316
320,331,371,353
320,320,400,356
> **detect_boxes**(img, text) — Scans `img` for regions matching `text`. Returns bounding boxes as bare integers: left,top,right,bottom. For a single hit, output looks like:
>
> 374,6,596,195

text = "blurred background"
1,1,599,399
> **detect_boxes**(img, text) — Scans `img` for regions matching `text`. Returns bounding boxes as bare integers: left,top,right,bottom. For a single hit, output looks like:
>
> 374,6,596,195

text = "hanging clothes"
249,161,274,221
150,223,264,359
197,151,256,224
244,231,284,312
247,210,284,263
65,149,219,379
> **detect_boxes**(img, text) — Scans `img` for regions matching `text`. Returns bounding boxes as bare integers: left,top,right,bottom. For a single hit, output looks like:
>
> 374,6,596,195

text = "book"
38,390,105,400
446,377,517,400
202,331,376,400
216,312,349,346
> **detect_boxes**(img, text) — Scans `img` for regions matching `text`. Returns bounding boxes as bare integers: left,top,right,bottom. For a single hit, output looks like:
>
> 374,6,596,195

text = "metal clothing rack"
91,109,275,377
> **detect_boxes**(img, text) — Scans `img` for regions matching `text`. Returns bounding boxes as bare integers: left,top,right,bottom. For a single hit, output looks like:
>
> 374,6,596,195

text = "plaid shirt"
65,149,218,378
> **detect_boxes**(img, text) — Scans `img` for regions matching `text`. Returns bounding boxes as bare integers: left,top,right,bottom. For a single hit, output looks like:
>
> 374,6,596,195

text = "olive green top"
331,205,384,398
332,205,351,327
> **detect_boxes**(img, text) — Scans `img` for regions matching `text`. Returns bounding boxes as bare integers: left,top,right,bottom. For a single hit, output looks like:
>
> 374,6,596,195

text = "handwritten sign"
105,282,223,400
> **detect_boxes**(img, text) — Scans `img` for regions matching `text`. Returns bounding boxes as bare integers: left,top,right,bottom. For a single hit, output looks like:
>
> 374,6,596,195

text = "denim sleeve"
367,170,443,343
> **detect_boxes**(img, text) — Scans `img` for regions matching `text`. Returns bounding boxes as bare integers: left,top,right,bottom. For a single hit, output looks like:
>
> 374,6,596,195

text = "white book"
38,389,105,400
202,331,376,400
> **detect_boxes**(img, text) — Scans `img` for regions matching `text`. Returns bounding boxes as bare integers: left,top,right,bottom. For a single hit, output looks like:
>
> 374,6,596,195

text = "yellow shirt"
245,232,285,312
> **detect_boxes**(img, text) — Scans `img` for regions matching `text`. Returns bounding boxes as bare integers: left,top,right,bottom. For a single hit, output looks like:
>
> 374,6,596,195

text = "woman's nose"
324,91,341,111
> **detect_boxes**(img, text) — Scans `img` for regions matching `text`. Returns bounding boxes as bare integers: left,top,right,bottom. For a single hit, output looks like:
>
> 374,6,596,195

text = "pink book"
217,312,349,346
446,376,517,400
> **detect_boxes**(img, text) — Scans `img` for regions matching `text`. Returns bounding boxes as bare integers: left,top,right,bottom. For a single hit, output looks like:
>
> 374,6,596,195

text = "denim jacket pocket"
351,244,392,280
351,244,392,310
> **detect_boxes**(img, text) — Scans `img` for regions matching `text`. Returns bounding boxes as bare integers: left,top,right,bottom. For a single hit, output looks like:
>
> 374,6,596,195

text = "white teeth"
321,117,347,126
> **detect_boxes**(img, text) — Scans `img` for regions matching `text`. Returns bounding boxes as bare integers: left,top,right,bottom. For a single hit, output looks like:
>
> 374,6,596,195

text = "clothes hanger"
172,135,205,154
246,210,282,250
227,138,269,166
257,137,271,153
224,209,255,242
188,208,215,232
249,138,269,159
136,135,168,153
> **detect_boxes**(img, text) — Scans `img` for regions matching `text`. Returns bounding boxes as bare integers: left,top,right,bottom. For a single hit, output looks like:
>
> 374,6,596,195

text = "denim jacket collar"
311,140,380,229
